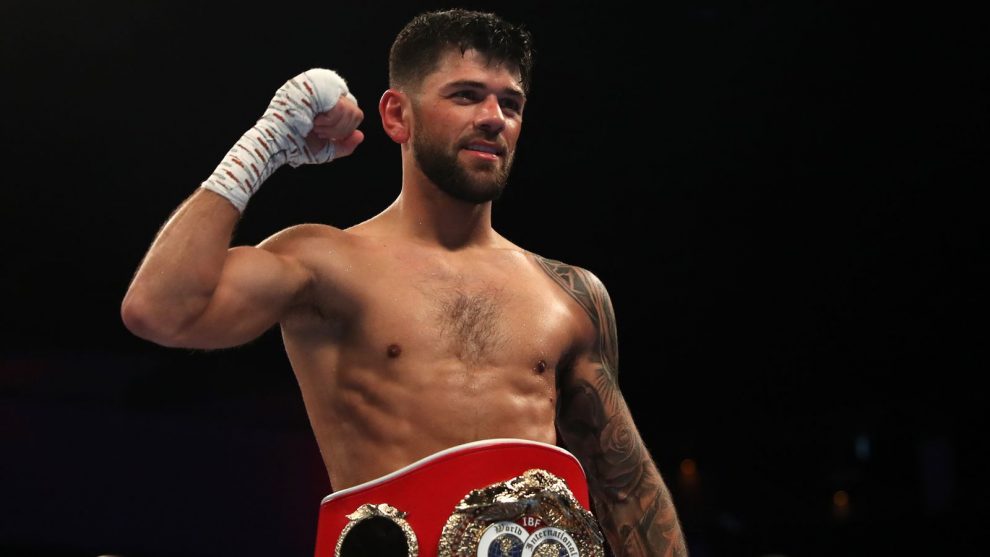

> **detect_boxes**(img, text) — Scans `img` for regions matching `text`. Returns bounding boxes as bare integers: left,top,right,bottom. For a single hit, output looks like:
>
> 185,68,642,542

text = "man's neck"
380,185,499,251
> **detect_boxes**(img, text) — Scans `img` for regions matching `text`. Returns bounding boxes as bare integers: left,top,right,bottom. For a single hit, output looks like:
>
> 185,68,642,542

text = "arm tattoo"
534,255,623,417
534,254,687,557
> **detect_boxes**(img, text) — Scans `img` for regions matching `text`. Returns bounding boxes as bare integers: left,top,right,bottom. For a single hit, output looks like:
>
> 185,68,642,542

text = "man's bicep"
534,256,629,464
170,229,316,350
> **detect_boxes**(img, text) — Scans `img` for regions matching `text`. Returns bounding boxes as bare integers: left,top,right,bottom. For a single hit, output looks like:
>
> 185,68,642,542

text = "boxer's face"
409,48,525,204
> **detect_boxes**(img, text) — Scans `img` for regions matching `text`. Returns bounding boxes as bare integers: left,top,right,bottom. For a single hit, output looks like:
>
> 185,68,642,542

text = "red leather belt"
313,438,605,556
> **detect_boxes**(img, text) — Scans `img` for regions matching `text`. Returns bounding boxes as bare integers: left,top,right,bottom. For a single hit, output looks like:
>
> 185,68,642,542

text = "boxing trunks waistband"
313,438,606,556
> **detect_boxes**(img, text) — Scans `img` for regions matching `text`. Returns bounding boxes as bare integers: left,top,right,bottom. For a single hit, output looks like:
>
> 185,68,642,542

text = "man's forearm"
593,472,685,557
121,188,239,336
585,428,686,557
558,380,687,557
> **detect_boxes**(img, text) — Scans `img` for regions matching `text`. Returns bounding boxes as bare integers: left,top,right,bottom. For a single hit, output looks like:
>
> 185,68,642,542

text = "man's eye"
501,100,521,112
452,92,521,113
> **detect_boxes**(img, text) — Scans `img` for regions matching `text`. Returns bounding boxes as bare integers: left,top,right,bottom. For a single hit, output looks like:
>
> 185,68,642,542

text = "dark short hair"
389,8,535,96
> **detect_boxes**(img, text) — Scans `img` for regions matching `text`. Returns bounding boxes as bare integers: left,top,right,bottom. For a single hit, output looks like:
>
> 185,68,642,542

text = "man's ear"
379,89,412,144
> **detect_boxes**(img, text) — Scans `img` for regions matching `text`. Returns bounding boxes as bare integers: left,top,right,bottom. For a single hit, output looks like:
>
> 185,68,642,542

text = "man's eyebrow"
442,80,526,100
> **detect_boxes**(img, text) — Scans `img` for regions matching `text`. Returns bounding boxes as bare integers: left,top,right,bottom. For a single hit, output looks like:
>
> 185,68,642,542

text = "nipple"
387,343,402,358
534,359,547,374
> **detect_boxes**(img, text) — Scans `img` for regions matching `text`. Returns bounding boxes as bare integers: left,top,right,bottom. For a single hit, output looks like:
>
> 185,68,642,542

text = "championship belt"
313,438,605,556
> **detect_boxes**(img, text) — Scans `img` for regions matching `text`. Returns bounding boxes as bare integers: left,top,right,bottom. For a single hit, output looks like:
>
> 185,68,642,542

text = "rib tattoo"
534,254,687,557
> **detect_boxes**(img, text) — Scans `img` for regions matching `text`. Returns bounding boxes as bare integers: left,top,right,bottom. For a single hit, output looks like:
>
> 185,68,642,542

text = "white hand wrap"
200,68,357,213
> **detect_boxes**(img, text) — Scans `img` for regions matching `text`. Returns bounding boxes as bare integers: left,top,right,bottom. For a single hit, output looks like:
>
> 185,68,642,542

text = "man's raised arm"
535,256,688,557
121,69,364,349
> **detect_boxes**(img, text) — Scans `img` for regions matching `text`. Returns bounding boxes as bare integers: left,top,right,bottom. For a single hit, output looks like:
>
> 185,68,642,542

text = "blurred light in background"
833,489,850,521
680,458,698,477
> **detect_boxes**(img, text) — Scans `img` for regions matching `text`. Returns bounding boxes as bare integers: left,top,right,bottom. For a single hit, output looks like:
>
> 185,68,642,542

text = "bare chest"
323,246,580,370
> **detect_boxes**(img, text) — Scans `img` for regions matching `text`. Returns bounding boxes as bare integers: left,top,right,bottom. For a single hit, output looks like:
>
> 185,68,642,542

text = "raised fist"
305,93,365,160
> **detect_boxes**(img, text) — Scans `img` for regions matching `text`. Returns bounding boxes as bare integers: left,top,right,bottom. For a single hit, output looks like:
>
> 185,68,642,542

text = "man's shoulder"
258,223,349,252
525,251,604,291
255,224,369,276
268,222,342,239
525,252,611,349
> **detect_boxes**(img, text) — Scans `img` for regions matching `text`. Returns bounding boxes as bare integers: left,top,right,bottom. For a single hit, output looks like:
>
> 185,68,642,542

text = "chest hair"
431,284,509,365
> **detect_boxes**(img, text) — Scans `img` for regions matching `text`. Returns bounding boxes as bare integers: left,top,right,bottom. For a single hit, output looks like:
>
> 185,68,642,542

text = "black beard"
412,130,513,204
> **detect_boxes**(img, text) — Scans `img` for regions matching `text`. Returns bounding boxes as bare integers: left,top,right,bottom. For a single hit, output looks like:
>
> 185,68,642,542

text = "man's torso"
275,223,593,490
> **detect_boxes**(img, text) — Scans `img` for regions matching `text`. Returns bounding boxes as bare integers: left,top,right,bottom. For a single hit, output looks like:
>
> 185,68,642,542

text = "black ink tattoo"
534,254,687,557
534,255,623,415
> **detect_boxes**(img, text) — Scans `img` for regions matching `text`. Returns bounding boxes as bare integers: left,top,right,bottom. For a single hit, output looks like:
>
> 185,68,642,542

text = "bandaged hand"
305,95,365,161
200,68,362,213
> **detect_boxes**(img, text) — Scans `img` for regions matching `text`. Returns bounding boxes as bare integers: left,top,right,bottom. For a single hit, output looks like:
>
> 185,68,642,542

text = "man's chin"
436,177,504,204
445,169,506,203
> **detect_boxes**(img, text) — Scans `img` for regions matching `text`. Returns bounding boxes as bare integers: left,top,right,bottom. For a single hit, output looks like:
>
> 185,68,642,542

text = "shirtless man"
121,8,685,556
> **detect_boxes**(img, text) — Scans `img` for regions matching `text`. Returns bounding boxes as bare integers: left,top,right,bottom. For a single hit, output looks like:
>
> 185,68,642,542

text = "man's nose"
474,95,506,134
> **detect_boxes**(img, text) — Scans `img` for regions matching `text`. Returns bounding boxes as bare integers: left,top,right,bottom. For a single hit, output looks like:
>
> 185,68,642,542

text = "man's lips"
462,148,500,160
462,141,506,157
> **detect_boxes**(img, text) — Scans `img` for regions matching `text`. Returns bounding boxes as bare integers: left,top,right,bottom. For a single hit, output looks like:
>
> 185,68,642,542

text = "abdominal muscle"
285,341,560,491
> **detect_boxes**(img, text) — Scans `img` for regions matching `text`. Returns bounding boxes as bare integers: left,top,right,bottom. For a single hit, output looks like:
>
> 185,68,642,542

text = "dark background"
1,1,984,556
